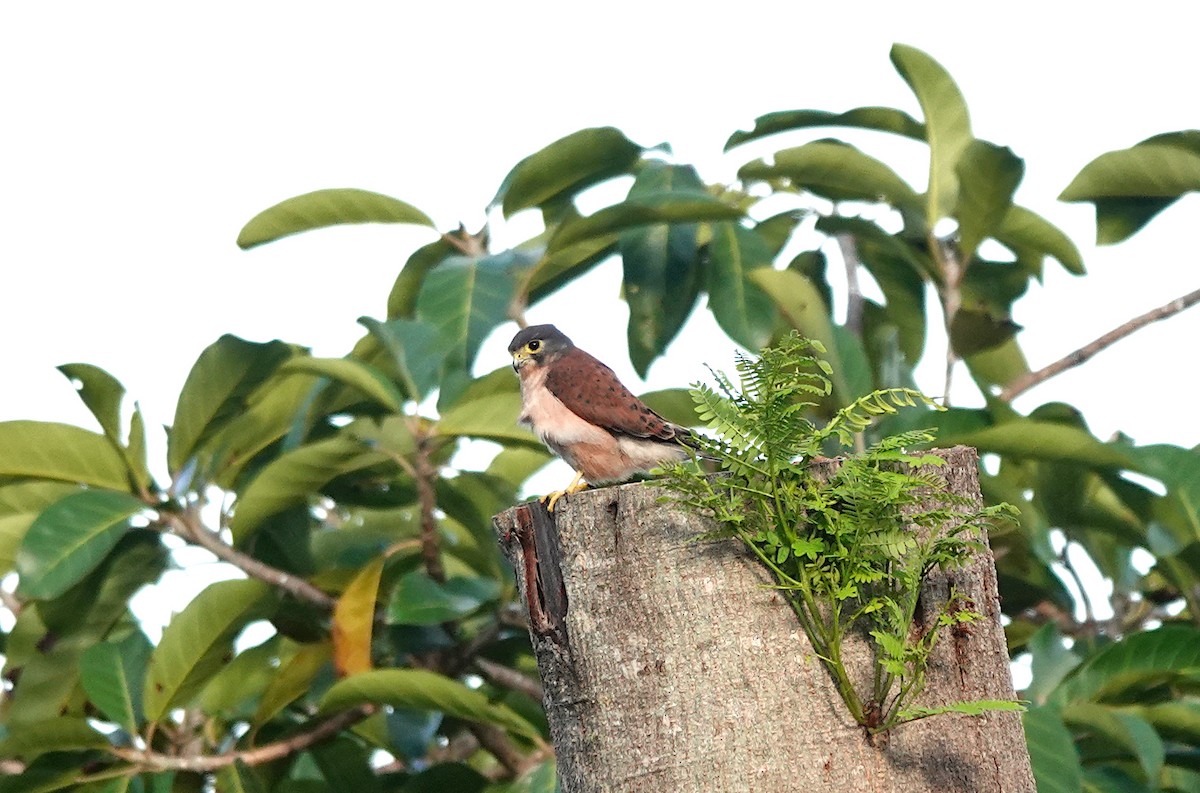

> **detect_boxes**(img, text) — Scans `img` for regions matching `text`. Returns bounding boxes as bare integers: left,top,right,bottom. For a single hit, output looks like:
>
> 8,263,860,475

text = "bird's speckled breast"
518,364,611,448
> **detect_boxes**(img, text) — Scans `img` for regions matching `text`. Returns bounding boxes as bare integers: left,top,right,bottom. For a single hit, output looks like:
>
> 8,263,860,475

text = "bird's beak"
511,350,530,371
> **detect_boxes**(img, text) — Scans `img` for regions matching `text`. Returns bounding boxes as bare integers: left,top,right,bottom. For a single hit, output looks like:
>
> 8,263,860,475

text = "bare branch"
414,434,446,583
468,722,551,780
441,224,489,257
1059,544,1095,626
836,232,864,339
474,656,545,703
158,508,335,610
1000,286,1200,402
110,706,374,772
931,237,965,407
0,586,23,617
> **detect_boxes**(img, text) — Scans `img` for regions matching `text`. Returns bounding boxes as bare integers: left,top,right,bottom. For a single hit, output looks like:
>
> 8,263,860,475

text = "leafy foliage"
4,40,1200,791
662,335,1018,733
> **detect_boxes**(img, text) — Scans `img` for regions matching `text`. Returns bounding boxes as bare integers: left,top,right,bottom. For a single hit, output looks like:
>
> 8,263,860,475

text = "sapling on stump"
492,447,1034,793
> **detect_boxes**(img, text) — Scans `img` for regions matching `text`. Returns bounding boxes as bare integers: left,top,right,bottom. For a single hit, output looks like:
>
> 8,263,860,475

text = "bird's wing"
544,348,680,441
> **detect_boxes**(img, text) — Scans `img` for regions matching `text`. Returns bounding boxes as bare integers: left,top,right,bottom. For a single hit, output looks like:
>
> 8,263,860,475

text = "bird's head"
509,324,573,371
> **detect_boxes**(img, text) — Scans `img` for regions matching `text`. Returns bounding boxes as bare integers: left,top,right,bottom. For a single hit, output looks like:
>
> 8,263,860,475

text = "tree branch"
1001,286,1200,402
0,586,23,616
467,722,552,780
932,237,964,406
158,508,335,611
110,705,374,772
414,434,446,584
474,656,545,703
836,232,864,339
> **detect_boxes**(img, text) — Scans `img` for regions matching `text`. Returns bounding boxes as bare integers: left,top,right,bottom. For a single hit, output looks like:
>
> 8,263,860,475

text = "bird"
508,324,694,511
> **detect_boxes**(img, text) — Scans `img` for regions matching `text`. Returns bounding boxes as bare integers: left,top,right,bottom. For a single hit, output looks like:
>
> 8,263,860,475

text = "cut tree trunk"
492,446,1034,793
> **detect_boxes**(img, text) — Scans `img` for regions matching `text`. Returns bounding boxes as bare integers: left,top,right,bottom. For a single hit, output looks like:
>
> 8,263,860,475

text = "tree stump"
492,446,1034,792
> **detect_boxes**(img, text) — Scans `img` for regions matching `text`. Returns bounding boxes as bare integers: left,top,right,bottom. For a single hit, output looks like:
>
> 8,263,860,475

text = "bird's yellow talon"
540,472,589,513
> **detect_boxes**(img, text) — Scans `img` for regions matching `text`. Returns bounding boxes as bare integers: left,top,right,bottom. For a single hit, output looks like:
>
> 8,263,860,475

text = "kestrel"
509,324,693,510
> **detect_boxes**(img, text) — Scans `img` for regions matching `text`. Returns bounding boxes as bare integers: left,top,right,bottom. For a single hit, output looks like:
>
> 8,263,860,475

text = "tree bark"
493,446,1034,792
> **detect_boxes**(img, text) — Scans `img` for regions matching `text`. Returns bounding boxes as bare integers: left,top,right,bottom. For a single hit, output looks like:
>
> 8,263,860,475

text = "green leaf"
817,215,930,365
230,434,388,543
387,571,501,625
215,761,268,793
485,757,558,793
738,141,920,209
436,373,538,446
725,106,925,150
253,640,332,728
0,717,108,761
1061,143,1200,200
55,363,125,448
79,631,153,734
1048,625,1200,706
387,238,457,320
953,140,1024,263
638,388,702,427
548,191,741,254
890,43,974,225
198,637,281,718
706,222,777,351
0,420,132,491
320,668,540,741
620,163,705,376
1024,705,1084,793
939,420,1131,469
0,482,80,572
0,514,35,574
169,334,296,475
280,357,404,413
1060,143,1200,244
207,372,321,489
401,764,489,793
237,188,434,249
949,307,1021,357
749,268,834,349
1061,703,1164,785
525,235,619,306
492,126,644,218
964,337,1030,388
143,578,273,721
415,253,519,374
16,489,145,599
358,317,443,402
995,205,1085,276
1026,624,1081,705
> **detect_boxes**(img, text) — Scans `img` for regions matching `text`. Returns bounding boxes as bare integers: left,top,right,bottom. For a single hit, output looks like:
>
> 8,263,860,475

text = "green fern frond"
661,334,1020,735
820,389,944,448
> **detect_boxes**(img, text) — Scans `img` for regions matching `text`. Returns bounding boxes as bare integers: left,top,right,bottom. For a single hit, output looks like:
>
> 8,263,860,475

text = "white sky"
4,2,1198,456
2,0,1195,690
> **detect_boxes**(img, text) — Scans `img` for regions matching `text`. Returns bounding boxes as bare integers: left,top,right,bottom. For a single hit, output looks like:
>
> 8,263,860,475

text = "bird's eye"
528,340,542,352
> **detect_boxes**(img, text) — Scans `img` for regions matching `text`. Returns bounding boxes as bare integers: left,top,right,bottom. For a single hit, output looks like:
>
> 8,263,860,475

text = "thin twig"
443,620,502,676
109,706,374,772
474,657,545,703
932,237,964,406
1059,544,1095,627
0,586,23,616
158,508,335,610
1000,286,1200,402
467,723,543,780
414,433,446,584
441,224,489,257
837,232,864,339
